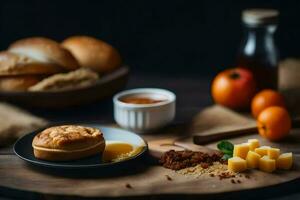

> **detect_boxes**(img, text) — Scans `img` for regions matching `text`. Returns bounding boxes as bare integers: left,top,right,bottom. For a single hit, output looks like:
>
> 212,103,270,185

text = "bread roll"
0,75,43,91
32,125,105,161
29,68,99,92
0,51,63,76
62,36,122,73
9,37,79,71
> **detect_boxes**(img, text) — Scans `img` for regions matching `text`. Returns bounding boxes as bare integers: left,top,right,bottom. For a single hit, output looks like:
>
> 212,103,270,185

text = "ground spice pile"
177,161,235,178
159,150,224,170
160,150,247,182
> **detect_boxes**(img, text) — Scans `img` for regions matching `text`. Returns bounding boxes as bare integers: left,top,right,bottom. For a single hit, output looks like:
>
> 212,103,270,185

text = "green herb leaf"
217,140,234,155
221,154,232,161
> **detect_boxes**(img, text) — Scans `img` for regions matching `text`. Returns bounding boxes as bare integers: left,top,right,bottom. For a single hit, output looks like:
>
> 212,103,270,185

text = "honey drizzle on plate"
102,142,143,162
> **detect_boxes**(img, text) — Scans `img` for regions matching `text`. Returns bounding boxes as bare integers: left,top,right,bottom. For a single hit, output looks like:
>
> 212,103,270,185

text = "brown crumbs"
218,172,235,180
245,174,250,179
177,161,237,180
125,183,132,189
200,163,209,169
160,150,245,182
159,150,223,170
165,175,173,181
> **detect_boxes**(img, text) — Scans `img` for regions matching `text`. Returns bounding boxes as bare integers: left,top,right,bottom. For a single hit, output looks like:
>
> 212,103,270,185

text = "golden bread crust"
28,68,99,91
33,125,103,150
0,51,63,76
9,37,80,71
62,36,122,73
32,141,105,161
0,75,43,91
32,125,105,161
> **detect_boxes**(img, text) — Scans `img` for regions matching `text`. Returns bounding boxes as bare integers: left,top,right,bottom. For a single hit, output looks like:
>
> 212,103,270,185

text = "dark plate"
0,66,129,108
14,125,148,170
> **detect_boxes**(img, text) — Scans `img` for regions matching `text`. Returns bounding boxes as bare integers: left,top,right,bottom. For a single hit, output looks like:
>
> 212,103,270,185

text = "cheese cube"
255,146,270,157
228,157,247,172
277,153,293,170
259,156,276,173
246,151,261,169
233,143,250,159
247,139,260,151
267,148,280,159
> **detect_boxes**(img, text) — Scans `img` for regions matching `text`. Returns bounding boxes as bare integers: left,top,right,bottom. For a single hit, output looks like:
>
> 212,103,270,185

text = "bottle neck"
244,25,276,40
241,24,277,58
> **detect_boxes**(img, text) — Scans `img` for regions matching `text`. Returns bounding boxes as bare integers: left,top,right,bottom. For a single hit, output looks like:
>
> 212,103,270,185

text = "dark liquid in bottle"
237,55,278,91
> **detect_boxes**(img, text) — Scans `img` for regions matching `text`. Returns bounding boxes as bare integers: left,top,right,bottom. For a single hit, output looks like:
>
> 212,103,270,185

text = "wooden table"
1,73,300,200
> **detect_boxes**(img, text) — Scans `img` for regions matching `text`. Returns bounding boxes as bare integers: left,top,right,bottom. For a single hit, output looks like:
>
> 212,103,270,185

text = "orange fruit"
251,89,285,118
257,106,291,141
211,68,256,109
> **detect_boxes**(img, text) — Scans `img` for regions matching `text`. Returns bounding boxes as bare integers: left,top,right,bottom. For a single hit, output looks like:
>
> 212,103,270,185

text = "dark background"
0,0,300,76
1,2,300,200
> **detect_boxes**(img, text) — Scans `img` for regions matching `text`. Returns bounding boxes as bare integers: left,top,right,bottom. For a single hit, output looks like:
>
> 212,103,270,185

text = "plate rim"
13,124,148,169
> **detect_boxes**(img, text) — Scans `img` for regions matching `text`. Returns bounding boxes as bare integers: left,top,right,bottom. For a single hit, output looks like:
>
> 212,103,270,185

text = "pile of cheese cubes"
228,139,293,173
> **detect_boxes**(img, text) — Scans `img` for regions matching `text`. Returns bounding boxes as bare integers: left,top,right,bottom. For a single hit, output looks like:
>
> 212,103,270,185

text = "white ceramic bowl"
113,88,176,133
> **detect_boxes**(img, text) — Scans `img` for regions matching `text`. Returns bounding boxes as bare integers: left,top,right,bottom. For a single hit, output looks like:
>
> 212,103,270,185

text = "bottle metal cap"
242,9,279,26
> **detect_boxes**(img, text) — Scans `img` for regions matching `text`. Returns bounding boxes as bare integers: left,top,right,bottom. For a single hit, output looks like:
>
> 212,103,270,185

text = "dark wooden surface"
1,73,300,200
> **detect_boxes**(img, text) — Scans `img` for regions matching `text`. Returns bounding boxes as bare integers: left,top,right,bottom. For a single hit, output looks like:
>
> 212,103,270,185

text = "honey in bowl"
102,141,144,162
120,94,167,105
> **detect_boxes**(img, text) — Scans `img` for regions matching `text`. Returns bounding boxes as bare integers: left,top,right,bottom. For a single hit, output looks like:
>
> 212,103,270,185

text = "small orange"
257,106,291,141
251,89,285,118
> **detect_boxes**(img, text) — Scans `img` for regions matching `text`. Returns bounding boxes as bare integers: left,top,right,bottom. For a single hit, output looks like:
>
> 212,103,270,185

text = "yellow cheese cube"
233,143,250,159
228,157,247,172
246,151,261,169
267,148,280,159
277,153,293,170
247,139,260,151
259,156,276,173
255,146,270,157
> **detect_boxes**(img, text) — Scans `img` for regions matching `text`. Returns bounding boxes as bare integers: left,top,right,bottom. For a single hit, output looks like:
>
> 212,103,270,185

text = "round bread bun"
62,36,122,73
8,37,80,71
32,125,105,161
0,51,64,76
0,75,43,91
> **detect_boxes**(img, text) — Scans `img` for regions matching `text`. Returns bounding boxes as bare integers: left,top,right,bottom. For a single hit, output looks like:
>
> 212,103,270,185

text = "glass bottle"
237,9,279,91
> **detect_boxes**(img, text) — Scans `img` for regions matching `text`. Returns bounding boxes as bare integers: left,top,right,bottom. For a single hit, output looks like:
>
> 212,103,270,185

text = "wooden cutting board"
147,106,300,159
0,106,300,199
0,132,300,199
148,105,257,158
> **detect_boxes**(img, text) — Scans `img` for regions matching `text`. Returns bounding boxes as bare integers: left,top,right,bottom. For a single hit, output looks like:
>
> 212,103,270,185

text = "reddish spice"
125,183,132,189
200,163,209,169
231,179,236,184
237,180,242,184
159,150,223,170
218,172,235,180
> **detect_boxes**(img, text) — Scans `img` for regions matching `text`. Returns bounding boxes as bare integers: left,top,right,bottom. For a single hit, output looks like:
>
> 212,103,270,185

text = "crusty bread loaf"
0,75,43,91
32,125,105,161
0,51,63,76
9,37,80,71
29,68,99,92
62,36,122,73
